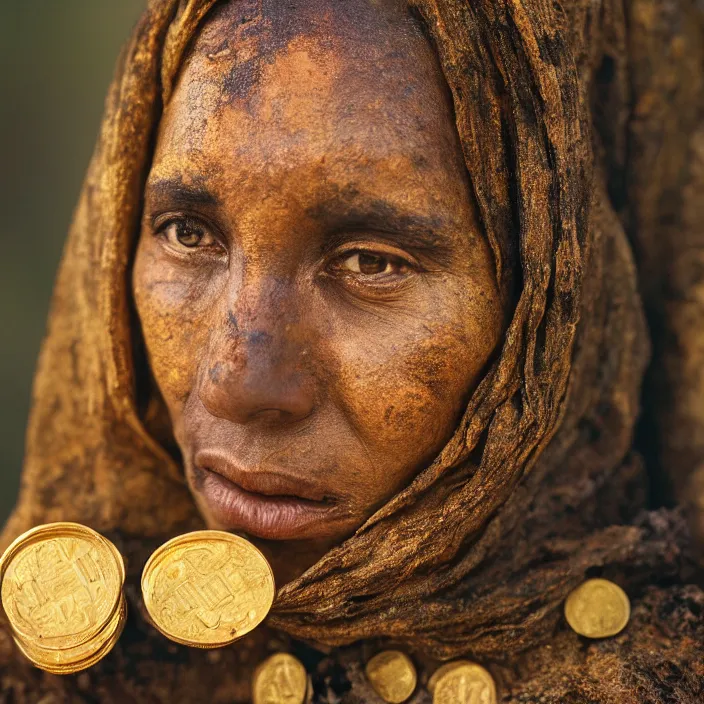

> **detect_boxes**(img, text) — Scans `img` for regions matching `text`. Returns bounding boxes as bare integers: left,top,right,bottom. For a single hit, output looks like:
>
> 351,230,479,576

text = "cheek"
132,240,218,414
325,281,502,469
335,326,467,449
381,330,471,438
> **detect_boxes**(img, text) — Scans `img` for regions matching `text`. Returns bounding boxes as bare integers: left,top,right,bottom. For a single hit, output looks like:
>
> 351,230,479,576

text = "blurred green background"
0,2,145,525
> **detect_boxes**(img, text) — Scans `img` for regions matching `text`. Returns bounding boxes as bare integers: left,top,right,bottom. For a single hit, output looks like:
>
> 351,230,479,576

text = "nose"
198,291,316,426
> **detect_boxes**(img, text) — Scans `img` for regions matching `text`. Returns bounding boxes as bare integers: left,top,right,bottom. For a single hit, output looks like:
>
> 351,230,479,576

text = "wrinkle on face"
132,0,507,583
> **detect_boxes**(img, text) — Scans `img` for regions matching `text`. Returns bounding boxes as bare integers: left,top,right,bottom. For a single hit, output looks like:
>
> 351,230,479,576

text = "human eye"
154,215,222,254
329,249,415,281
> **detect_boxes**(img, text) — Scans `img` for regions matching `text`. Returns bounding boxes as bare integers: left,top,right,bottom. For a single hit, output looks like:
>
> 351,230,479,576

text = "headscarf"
2,0,702,663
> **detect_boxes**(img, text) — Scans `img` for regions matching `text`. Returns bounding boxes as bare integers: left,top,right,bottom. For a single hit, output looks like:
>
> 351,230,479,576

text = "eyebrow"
145,178,457,262
309,199,456,260
145,177,220,209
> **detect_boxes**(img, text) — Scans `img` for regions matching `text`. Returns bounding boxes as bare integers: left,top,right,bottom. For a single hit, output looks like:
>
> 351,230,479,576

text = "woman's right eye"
156,217,219,251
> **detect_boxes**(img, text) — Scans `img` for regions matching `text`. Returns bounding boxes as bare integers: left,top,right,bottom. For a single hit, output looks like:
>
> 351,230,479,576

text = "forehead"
158,0,456,150
149,0,469,222
192,0,426,75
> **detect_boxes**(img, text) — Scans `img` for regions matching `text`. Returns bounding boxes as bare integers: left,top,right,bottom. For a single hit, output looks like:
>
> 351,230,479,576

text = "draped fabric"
2,0,702,667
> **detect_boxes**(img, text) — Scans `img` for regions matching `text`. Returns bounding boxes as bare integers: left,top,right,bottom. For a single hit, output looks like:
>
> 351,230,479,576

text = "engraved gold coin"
12,593,127,675
364,650,417,703
252,652,308,704
564,578,630,638
0,522,125,651
0,522,126,674
141,530,275,648
429,660,497,704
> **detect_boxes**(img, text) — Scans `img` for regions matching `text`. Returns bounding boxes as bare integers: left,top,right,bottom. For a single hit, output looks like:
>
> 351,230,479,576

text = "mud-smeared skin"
2,0,704,701
132,0,504,585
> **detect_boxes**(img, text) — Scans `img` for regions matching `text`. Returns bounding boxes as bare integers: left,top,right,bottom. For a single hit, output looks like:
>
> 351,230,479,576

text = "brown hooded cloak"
1,0,703,702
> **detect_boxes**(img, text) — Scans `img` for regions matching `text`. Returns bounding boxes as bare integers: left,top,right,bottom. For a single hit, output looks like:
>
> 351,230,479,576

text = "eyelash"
328,250,416,282
152,215,419,286
155,216,221,252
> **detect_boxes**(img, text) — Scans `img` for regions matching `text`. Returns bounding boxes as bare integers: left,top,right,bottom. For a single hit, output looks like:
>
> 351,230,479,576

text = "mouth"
192,452,347,540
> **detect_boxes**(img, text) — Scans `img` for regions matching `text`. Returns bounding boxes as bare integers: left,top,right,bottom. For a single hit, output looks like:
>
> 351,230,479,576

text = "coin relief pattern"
564,578,630,639
12,594,127,674
430,662,497,704
0,523,126,674
364,650,417,703
1,536,119,646
252,652,308,704
142,532,275,647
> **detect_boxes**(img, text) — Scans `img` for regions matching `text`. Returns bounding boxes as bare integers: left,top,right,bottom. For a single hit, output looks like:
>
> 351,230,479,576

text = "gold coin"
0,522,125,652
364,650,417,703
252,652,308,704
564,578,630,638
429,660,497,704
141,530,275,648
428,661,464,693
13,593,127,675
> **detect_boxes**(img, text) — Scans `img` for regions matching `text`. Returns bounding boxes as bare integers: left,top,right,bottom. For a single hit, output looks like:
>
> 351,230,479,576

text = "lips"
193,450,346,540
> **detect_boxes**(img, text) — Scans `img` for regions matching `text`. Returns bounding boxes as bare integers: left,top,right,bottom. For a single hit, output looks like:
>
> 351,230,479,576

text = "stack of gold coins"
141,530,275,648
0,522,126,674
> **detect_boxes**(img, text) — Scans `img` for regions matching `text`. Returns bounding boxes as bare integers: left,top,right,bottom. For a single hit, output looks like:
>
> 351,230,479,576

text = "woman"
1,0,702,701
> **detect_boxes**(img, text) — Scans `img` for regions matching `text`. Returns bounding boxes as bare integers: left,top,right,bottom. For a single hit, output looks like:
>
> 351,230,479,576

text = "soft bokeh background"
0,2,145,525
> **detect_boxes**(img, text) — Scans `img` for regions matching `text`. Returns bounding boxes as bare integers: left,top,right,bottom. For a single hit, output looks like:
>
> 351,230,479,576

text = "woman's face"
132,0,504,584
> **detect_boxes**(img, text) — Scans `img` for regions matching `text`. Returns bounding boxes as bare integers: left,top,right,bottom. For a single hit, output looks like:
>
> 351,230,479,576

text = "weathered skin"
2,0,703,701
132,0,504,586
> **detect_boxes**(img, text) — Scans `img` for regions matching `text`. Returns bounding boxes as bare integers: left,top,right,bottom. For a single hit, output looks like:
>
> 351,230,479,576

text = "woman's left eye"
335,251,411,278
158,218,218,250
